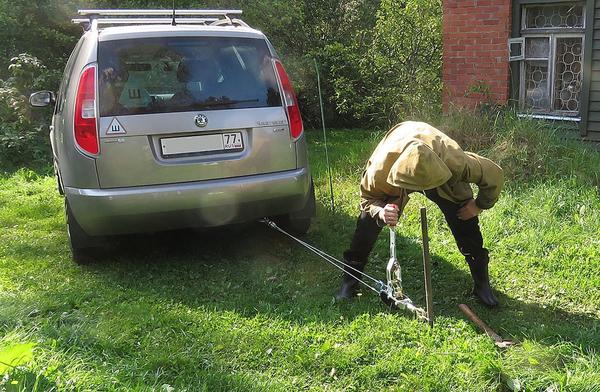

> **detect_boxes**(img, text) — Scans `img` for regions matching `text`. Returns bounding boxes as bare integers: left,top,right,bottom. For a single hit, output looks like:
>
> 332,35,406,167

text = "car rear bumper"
65,168,311,236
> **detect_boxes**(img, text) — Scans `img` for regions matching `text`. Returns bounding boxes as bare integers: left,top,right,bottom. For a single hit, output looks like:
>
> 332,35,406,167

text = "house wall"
442,0,512,110
581,0,600,140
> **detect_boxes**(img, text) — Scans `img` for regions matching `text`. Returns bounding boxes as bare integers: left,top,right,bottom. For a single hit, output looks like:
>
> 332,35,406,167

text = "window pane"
98,37,282,116
525,37,549,59
525,60,550,110
554,37,583,113
525,4,584,29
509,39,524,60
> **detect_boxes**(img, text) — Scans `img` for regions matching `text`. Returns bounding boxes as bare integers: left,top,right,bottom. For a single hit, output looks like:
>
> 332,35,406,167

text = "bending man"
337,121,504,307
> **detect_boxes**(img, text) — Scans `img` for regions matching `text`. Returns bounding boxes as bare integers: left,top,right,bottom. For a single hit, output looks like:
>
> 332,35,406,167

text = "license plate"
160,132,243,156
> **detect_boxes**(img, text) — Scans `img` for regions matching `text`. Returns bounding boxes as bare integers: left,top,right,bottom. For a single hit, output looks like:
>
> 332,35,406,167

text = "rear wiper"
195,99,259,108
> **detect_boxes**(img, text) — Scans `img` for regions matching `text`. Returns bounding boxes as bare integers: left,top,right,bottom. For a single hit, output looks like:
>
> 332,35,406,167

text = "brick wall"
442,0,512,111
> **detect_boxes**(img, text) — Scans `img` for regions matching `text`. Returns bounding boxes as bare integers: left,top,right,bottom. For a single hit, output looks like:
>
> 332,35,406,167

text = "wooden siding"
583,0,600,138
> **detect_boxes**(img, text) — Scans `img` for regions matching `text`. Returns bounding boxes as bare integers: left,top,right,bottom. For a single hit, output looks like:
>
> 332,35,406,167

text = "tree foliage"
0,54,58,166
0,0,443,164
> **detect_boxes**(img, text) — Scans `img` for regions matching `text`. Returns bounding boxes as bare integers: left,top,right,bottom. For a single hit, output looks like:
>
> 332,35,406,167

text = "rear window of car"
98,36,282,116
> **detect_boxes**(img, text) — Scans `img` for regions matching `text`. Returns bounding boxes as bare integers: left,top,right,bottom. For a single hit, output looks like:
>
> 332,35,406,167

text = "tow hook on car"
261,207,434,325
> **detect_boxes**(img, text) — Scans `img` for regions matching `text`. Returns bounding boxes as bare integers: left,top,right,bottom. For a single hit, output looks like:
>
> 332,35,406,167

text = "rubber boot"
335,260,365,300
466,252,499,307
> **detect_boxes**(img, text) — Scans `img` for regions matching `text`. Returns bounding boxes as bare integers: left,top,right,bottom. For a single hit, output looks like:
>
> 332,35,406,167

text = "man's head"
386,140,451,191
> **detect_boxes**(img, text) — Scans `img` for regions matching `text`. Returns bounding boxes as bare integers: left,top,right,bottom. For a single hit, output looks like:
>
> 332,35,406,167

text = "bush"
0,54,58,167
437,109,600,188
322,0,442,127
0,0,80,81
0,0,446,167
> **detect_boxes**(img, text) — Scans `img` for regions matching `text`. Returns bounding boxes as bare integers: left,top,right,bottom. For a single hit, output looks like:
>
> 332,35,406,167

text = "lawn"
0,115,599,391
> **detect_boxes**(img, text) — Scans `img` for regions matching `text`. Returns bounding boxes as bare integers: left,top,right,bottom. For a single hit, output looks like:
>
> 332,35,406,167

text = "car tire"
65,199,99,264
54,162,64,195
282,215,311,236
278,179,316,236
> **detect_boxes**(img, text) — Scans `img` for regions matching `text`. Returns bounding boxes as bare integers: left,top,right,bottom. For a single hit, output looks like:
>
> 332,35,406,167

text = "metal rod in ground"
420,207,434,326
314,58,335,212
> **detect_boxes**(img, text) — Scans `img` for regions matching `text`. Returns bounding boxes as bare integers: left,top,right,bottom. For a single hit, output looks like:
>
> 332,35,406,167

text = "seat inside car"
173,58,222,104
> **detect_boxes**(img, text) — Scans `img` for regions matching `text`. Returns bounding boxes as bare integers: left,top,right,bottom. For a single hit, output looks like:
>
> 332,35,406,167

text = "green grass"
0,112,599,391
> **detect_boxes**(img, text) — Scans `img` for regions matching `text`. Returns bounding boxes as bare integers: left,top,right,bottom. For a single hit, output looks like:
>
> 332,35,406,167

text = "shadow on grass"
66,206,600,354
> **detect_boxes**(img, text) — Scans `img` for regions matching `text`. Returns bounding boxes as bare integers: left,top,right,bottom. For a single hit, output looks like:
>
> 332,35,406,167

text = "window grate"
525,60,550,110
515,2,585,118
524,4,584,29
553,38,583,112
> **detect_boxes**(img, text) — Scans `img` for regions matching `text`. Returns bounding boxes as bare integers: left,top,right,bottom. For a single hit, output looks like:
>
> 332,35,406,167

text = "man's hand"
457,199,481,220
378,204,399,226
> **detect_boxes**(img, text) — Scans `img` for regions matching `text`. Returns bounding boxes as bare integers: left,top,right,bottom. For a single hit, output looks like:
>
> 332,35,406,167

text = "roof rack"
73,9,248,31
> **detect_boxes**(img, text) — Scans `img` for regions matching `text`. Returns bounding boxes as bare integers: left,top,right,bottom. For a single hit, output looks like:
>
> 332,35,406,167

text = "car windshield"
98,36,282,116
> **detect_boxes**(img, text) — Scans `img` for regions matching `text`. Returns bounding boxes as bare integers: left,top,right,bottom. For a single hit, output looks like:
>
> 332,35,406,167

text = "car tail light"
275,60,303,140
74,65,99,155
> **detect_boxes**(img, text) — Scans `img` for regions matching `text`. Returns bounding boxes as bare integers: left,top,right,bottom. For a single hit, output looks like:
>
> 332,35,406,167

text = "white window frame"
509,37,525,61
521,3,585,31
516,3,586,119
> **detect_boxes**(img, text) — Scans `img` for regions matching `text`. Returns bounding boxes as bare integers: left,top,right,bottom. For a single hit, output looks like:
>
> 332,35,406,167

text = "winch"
261,207,434,325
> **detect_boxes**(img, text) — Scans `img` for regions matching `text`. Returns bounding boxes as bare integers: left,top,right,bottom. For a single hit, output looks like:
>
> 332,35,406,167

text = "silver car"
30,10,315,263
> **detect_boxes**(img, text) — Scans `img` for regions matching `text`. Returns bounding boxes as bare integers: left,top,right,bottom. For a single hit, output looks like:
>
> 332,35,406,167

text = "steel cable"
261,219,385,294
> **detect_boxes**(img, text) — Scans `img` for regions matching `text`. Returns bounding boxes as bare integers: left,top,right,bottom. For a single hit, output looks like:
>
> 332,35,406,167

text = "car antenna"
314,58,335,212
171,0,176,26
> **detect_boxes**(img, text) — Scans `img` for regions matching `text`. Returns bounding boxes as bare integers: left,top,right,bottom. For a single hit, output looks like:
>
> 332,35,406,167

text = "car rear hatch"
95,35,296,188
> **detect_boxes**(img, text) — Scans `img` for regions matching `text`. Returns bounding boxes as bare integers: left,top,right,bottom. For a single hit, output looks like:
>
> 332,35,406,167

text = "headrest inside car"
176,59,219,83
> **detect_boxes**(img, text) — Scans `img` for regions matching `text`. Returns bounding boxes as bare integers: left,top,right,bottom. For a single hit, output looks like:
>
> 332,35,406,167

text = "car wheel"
56,174,64,195
281,215,311,236
65,199,99,264
278,179,316,236
54,162,64,195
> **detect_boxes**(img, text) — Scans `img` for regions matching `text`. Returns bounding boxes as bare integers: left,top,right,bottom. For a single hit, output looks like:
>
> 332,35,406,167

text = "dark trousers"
343,190,488,267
